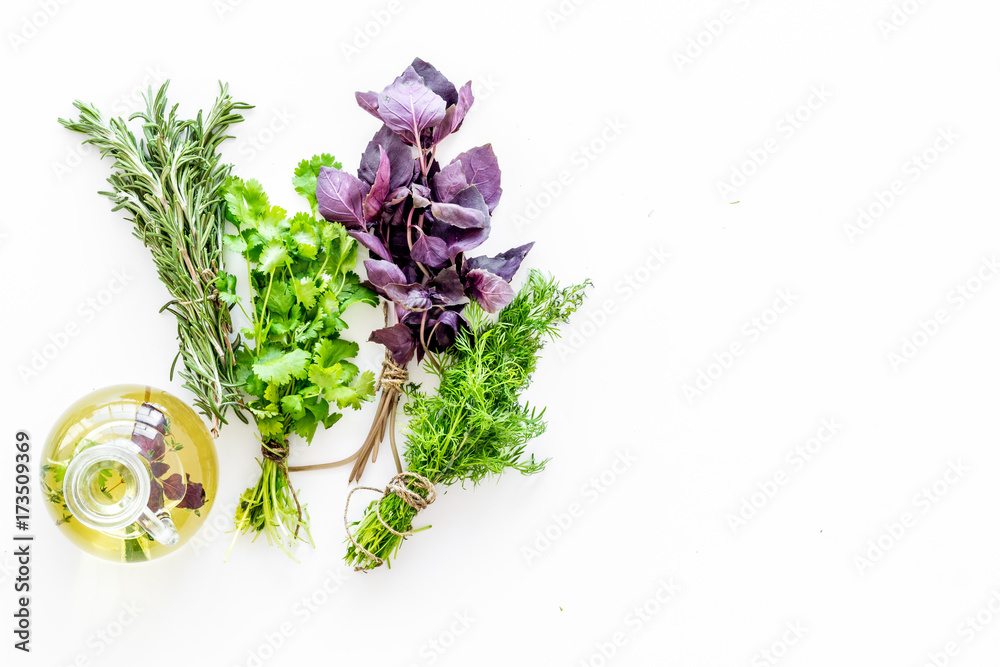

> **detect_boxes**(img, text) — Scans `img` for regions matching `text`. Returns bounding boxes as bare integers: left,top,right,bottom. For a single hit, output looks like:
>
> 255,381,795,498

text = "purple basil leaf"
147,483,164,513
376,66,447,146
432,217,491,261
364,259,407,290
429,310,462,349
411,231,449,268
430,202,485,228
162,474,185,502
464,242,534,282
431,184,491,229
386,187,410,206
150,461,170,478
132,426,165,462
358,125,414,190
411,184,432,209
370,323,416,366
177,475,206,510
348,230,392,261
432,160,468,203
430,267,469,306
454,145,502,213
433,81,475,145
430,185,490,230
316,166,367,229
465,269,516,313
410,58,458,106
363,147,391,221
356,91,381,120
384,282,434,311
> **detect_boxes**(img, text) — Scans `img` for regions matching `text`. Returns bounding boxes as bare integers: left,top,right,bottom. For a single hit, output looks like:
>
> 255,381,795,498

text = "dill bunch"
345,270,590,570
59,82,252,433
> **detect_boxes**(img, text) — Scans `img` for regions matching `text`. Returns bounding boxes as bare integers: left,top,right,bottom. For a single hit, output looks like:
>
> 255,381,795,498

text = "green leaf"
223,234,247,254
293,154,341,213
258,242,289,274
293,277,321,309
257,417,284,439
292,414,319,442
308,362,344,391
252,348,311,385
265,281,294,316
324,370,375,410
338,275,379,312
280,394,306,420
313,338,360,367
215,272,240,306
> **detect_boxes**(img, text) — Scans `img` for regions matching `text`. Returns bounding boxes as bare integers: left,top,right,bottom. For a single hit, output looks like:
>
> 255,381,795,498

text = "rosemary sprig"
59,82,252,433
345,271,590,570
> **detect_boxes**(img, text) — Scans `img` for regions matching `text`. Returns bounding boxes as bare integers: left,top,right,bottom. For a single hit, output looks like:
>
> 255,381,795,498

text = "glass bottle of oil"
41,385,218,563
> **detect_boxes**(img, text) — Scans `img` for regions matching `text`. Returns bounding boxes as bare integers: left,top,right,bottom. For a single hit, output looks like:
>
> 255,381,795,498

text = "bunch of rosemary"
59,82,252,434
345,270,590,570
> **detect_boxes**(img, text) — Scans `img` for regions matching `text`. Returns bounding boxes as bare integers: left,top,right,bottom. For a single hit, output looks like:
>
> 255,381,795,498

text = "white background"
2,0,1000,665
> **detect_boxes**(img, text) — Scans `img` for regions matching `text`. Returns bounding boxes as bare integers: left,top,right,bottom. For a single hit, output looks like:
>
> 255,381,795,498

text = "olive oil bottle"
41,385,218,562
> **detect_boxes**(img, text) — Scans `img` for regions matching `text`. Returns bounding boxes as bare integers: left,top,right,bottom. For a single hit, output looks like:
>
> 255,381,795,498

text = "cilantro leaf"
252,348,311,385
293,277,321,309
324,370,375,410
259,242,289,273
294,154,342,214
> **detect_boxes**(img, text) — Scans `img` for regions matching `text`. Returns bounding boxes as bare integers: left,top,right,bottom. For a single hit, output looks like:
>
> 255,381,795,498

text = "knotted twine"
376,350,409,393
344,471,436,571
261,440,304,538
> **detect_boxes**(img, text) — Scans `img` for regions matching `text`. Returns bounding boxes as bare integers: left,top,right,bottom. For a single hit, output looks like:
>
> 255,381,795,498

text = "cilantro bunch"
345,271,590,570
221,158,377,556
309,59,533,481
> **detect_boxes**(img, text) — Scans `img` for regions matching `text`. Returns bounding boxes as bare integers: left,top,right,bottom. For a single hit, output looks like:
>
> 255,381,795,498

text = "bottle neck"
64,442,151,534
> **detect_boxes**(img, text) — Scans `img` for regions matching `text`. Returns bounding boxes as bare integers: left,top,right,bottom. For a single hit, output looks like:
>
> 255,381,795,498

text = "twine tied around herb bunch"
344,471,436,571
261,440,305,539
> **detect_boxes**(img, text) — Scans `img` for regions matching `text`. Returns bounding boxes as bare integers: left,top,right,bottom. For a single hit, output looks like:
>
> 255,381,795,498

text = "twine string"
343,472,436,570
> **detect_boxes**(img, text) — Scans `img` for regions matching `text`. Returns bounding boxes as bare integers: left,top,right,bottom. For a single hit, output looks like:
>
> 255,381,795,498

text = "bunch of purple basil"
314,58,532,366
